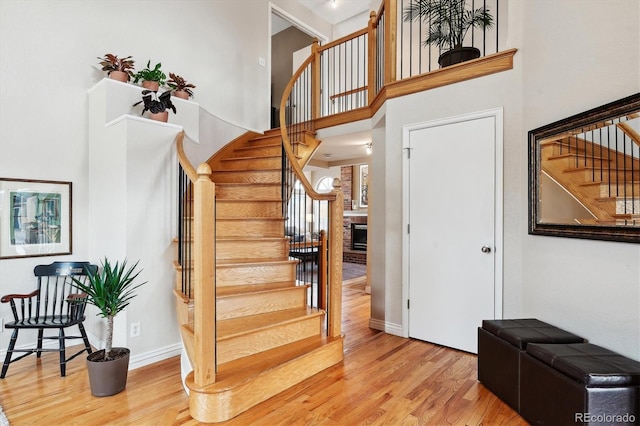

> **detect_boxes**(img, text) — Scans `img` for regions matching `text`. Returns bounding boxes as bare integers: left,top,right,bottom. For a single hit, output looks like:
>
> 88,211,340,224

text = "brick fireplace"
341,165,367,264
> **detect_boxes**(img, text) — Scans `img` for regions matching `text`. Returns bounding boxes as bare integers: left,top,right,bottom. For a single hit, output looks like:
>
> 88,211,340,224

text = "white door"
405,110,502,354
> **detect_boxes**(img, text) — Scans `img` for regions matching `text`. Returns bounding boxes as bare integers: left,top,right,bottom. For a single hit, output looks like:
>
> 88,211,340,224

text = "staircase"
174,129,344,423
541,136,640,225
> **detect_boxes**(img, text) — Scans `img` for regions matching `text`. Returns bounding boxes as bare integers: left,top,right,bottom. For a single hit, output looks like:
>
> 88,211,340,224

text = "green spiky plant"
403,0,494,51
133,60,166,86
72,258,147,361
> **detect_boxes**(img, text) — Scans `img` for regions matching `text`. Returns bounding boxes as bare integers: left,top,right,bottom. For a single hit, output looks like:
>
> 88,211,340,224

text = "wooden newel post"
328,178,344,338
385,0,397,84
312,38,321,120
318,229,328,311
368,11,377,104
193,163,216,387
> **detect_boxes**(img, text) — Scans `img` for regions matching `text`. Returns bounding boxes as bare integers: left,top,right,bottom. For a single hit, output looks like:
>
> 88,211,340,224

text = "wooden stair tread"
548,153,611,161
217,236,285,242
580,180,640,187
221,155,281,161
211,168,281,173
211,335,338,388
216,182,281,187
216,282,303,297
217,198,282,203
563,166,635,174
185,336,344,423
611,213,640,219
234,143,281,150
217,216,284,221
216,258,295,267
596,196,639,202
217,307,324,340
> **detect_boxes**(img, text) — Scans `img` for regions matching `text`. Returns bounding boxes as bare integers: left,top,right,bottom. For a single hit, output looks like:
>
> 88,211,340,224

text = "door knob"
481,246,492,253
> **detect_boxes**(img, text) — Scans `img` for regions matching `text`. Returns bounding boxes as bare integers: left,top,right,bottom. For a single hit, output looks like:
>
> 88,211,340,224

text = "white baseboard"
368,318,404,336
129,343,182,371
1,334,181,372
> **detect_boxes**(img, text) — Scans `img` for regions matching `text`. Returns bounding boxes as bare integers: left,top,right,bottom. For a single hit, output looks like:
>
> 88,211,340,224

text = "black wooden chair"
1,261,97,378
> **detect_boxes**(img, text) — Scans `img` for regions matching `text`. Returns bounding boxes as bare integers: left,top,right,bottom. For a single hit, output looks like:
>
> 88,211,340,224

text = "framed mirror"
529,93,640,243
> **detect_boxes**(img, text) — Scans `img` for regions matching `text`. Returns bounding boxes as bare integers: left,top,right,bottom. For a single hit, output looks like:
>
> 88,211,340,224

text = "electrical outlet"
258,56,266,67
130,322,140,338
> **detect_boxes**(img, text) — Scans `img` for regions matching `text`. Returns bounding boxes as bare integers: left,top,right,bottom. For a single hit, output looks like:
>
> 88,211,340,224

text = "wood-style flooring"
0,278,527,425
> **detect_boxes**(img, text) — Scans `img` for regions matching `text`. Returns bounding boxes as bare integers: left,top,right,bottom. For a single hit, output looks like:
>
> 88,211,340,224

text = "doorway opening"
269,6,327,128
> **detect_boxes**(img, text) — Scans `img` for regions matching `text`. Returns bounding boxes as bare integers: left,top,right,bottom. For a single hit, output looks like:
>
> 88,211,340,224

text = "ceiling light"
332,0,337,8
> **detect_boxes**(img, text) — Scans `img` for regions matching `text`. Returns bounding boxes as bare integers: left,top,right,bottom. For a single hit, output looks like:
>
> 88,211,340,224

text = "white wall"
516,0,640,360
369,0,640,360
0,0,332,366
333,10,371,40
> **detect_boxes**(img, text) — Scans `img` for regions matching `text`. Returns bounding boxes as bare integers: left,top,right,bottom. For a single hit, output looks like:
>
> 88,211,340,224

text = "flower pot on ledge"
438,46,481,68
142,81,159,91
109,71,129,83
172,90,189,100
150,111,169,122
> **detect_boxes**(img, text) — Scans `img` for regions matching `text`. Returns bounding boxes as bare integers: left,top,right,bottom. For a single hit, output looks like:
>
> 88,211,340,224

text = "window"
315,176,334,193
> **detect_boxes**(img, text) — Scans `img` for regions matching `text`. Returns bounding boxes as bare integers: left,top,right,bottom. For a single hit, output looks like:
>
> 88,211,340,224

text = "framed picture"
0,178,72,259
359,164,368,208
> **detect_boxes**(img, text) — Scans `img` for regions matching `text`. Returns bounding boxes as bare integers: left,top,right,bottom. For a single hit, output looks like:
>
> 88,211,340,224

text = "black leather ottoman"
478,319,585,411
520,343,640,425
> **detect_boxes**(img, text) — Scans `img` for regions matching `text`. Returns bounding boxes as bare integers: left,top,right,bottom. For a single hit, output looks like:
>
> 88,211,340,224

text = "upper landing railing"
286,0,515,131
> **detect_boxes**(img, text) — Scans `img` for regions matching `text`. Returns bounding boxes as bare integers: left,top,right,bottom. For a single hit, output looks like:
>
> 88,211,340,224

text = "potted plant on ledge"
133,90,177,123
72,258,147,397
97,54,135,82
167,73,196,100
403,0,494,67
133,60,166,91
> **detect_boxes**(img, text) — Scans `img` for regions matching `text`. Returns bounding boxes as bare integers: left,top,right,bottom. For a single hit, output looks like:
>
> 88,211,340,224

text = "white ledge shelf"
88,78,199,142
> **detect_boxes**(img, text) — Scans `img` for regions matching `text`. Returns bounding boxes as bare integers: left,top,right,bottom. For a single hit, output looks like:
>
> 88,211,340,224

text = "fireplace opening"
351,223,367,251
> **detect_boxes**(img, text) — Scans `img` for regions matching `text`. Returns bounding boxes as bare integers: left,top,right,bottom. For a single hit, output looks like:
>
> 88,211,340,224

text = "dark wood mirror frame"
528,93,640,243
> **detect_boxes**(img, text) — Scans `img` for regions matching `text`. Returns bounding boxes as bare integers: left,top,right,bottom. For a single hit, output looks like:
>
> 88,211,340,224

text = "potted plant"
133,60,166,91
167,73,196,100
71,258,147,397
133,89,176,122
403,0,494,67
97,54,135,82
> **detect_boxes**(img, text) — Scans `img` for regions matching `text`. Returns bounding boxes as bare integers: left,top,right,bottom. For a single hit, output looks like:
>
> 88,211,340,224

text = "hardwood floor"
0,280,527,425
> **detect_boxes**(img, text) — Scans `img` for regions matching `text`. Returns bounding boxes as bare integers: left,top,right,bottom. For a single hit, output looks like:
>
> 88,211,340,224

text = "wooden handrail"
375,0,385,25
317,27,369,53
618,113,640,148
280,57,336,202
329,86,368,102
176,131,197,182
